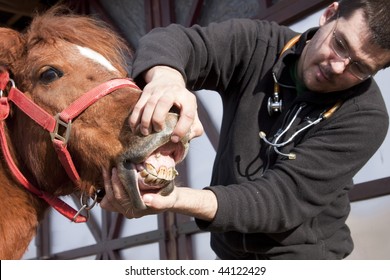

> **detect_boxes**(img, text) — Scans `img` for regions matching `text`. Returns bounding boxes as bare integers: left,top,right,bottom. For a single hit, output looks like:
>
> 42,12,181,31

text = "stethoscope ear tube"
268,35,301,116
322,100,343,119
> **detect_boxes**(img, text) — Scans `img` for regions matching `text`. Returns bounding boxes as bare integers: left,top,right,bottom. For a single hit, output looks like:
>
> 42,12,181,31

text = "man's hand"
129,66,204,143
100,168,218,221
100,168,178,219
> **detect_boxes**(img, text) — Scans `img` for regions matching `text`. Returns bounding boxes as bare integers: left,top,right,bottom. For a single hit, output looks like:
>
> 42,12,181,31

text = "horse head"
0,6,189,259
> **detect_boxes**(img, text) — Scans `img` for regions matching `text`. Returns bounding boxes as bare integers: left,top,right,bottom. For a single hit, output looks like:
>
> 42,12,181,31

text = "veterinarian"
101,0,390,259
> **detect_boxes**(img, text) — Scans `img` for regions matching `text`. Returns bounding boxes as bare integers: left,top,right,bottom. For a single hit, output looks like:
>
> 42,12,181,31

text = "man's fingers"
100,168,124,213
110,168,128,200
172,99,204,142
129,89,151,133
101,168,135,218
189,111,204,139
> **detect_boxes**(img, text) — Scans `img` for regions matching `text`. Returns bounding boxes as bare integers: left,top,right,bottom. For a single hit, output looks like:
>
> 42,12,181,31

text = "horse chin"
116,141,187,210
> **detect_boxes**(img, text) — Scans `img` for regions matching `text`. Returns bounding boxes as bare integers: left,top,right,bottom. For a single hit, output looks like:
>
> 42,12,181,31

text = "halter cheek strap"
0,69,140,222
7,79,139,185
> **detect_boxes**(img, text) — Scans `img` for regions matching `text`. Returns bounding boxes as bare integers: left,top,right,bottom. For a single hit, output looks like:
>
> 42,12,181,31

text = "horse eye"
39,67,63,84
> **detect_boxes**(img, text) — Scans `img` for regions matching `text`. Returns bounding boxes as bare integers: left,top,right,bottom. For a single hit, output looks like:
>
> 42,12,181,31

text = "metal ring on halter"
72,192,98,222
80,191,98,211
72,204,89,222
9,79,15,88
0,79,15,98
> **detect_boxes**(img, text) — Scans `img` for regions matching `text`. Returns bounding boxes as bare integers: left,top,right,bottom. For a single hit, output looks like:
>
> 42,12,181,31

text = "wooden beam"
0,0,43,17
144,0,175,32
35,211,51,259
256,0,333,25
349,177,390,202
184,0,204,27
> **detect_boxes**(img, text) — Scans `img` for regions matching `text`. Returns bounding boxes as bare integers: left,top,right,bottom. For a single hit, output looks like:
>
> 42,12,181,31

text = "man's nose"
330,57,351,74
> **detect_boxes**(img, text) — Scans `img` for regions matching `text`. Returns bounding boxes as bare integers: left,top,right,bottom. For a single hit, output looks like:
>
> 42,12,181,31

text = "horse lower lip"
116,162,147,209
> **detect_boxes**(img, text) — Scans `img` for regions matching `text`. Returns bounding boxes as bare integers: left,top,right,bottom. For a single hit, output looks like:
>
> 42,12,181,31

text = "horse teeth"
168,167,179,180
167,167,177,180
140,169,149,178
145,163,157,176
167,168,173,180
140,164,178,185
144,174,156,184
158,166,167,178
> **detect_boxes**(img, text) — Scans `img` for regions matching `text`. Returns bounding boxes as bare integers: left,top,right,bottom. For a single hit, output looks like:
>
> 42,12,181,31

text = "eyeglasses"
330,19,373,80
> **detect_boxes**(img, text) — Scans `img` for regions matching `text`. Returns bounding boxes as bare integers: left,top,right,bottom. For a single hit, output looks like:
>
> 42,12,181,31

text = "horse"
0,6,189,259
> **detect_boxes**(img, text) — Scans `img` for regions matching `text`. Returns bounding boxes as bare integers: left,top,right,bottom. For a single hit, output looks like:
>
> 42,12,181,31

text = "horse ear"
0,28,24,71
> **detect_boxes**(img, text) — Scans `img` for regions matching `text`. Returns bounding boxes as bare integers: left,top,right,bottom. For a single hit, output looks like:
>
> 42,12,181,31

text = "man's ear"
319,2,340,26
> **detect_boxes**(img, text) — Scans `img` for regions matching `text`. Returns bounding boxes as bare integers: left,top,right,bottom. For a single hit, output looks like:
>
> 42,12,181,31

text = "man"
101,0,390,259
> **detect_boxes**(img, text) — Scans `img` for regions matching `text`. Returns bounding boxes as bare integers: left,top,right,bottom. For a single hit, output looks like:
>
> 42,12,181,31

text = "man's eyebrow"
337,30,376,73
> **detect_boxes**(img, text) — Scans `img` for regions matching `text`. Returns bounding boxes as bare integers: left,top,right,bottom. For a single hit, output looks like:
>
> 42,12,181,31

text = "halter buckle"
50,114,72,145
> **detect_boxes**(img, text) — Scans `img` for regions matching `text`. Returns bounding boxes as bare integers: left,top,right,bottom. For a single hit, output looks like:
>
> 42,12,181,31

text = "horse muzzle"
116,112,189,209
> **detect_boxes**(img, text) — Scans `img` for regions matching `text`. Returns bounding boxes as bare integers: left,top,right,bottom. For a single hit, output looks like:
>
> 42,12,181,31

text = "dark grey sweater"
131,19,388,259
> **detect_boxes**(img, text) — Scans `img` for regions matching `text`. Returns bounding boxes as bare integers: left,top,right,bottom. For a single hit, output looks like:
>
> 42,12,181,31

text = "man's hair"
338,0,390,50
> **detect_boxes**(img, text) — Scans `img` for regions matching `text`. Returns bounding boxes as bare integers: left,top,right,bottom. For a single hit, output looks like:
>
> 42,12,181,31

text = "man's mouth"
317,64,331,82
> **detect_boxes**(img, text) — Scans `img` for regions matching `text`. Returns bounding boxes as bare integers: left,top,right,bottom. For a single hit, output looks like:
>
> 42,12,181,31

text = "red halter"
0,69,140,222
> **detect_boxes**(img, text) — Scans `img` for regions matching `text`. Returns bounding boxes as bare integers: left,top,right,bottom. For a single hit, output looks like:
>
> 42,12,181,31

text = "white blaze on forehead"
76,45,118,72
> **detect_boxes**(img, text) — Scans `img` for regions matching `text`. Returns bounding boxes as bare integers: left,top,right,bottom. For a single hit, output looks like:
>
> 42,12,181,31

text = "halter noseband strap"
0,69,140,222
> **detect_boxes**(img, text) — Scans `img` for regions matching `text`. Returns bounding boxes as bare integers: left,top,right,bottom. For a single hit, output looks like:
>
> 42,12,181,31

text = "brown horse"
0,7,189,259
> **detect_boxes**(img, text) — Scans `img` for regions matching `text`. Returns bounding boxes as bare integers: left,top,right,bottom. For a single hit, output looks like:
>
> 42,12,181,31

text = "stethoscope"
261,35,342,159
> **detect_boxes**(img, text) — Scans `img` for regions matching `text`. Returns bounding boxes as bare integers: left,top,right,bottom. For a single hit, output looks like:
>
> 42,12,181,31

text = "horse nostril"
123,159,133,170
96,188,105,202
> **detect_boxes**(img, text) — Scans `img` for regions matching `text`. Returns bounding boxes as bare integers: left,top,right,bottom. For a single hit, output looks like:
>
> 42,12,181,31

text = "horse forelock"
24,5,131,76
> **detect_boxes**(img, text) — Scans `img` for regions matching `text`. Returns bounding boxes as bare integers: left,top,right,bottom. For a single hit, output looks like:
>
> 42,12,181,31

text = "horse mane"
24,5,131,76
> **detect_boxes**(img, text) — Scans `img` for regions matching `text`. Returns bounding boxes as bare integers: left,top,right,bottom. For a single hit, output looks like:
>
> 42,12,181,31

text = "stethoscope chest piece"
267,95,283,116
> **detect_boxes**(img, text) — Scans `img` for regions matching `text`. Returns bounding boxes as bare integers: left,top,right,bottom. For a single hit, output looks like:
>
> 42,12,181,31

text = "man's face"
298,5,390,93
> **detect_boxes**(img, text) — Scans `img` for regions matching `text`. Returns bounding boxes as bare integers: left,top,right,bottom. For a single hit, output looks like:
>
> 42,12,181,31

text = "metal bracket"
50,113,72,144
